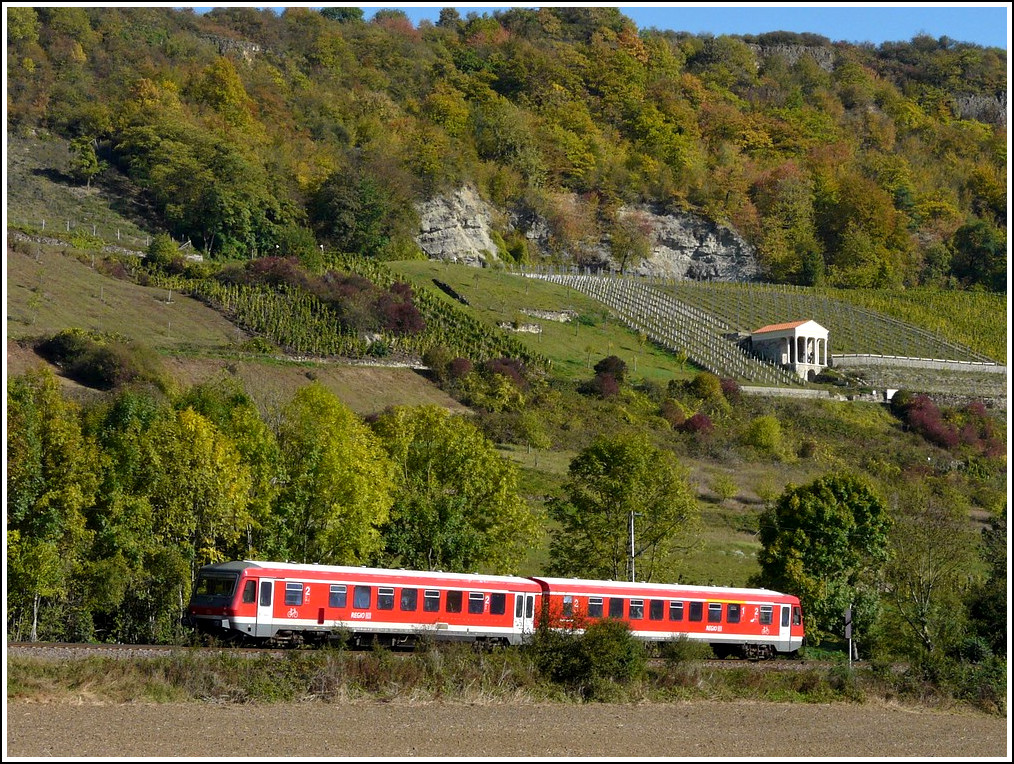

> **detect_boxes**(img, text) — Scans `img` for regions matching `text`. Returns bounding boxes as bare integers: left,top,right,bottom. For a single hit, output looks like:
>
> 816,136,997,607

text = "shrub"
719,377,741,402
585,371,620,399
528,620,646,693
145,233,178,269
593,355,628,383
681,412,713,435
742,414,783,457
689,371,724,403
659,398,686,428
447,357,473,380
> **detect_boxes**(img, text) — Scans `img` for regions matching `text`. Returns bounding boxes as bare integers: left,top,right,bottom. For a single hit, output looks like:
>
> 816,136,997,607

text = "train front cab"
184,561,253,639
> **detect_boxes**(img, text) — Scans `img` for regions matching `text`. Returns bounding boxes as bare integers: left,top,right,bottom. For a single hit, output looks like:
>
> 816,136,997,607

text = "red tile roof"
752,319,813,334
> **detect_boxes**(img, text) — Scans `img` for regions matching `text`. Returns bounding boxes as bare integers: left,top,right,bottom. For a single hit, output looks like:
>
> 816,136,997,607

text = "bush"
680,412,713,435
742,414,783,457
593,355,628,384
528,619,646,694
659,398,686,428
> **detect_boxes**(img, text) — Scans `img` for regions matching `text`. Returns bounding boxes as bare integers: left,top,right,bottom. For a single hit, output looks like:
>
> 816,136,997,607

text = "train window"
401,588,417,612
353,585,371,609
515,594,523,618
260,581,272,607
424,590,440,612
649,600,664,620
329,585,347,608
525,595,534,619
669,601,684,621
727,603,741,624
284,582,303,606
629,600,644,619
781,606,790,627
195,574,237,599
490,593,506,615
689,601,703,622
446,590,463,613
242,580,256,604
759,605,773,625
609,598,624,619
707,603,722,623
562,595,574,617
377,587,395,610
468,592,485,614
793,606,802,626
588,598,603,618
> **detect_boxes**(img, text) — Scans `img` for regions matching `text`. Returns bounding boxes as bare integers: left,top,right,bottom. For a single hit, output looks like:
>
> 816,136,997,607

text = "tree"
69,136,103,187
371,405,541,573
950,219,1006,292
753,473,891,646
966,503,1006,657
175,379,282,559
274,383,395,564
547,433,700,582
145,232,178,268
881,482,978,657
6,369,97,640
320,7,363,23
146,407,254,574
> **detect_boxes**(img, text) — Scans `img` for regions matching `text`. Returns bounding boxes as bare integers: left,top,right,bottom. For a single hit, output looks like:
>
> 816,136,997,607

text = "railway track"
7,641,838,670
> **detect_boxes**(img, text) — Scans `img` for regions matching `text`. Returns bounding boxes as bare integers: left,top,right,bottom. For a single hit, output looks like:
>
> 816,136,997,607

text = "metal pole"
630,510,635,582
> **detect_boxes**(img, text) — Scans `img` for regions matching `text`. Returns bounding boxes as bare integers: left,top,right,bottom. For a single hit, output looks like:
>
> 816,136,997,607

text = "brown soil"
5,699,1008,758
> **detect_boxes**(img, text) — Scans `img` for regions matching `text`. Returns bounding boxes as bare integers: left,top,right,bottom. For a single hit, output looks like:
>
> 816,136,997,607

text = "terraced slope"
522,272,1002,387
526,273,802,386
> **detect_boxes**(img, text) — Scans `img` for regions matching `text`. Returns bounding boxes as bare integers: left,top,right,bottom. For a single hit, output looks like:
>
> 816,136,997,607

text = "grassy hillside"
5,135,1006,591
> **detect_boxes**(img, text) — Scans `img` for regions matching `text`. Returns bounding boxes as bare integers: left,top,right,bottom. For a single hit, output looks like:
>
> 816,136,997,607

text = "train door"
513,591,536,643
779,604,791,649
255,578,276,638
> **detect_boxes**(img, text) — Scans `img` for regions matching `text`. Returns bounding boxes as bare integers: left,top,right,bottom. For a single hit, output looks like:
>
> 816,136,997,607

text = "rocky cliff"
415,187,761,282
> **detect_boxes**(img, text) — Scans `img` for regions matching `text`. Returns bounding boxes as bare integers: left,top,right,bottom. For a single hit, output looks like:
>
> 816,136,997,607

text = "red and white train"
184,560,805,659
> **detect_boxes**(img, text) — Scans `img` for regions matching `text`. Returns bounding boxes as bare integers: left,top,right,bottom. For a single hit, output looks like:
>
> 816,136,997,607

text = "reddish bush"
448,357,473,379
681,412,714,435
590,371,620,399
720,377,741,402
593,355,628,383
483,357,529,389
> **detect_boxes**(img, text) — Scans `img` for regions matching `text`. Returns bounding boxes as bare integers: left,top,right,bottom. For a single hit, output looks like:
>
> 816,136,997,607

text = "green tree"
6,368,98,641
69,136,103,187
371,405,541,573
274,383,395,564
753,473,891,646
881,483,978,658
146,407,254,573
547,433,700,582
950,219,1006,292
320,6,363,23
966,503,1006,657
176,379,282,560
145,232,178,268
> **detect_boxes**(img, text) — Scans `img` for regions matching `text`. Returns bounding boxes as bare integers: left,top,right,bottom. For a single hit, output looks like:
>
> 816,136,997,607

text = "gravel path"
6,699,1009,758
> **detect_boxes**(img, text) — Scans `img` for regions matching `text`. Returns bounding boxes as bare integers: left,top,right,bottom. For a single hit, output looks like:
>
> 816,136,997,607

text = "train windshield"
190,572,239,605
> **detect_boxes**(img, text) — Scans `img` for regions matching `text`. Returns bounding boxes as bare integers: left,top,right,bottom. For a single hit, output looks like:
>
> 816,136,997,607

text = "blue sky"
187,4,1010,49
186,4,1009,48
379,4,1011,49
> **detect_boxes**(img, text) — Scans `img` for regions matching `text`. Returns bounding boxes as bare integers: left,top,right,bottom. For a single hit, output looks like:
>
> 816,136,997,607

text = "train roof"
204,560,540,588
528,576,795,600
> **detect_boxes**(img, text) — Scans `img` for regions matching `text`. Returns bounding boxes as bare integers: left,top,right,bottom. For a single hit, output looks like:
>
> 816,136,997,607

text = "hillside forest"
4,6,1007,706
6,6,1007,290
